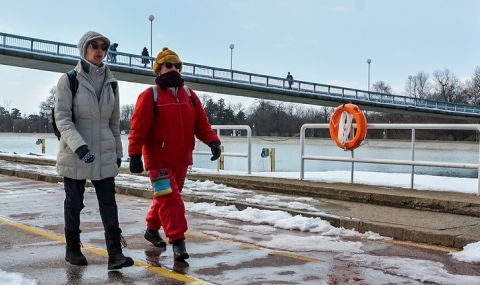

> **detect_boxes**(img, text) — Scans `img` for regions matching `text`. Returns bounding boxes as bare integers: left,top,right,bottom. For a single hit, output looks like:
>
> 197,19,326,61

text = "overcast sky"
0,0,479,115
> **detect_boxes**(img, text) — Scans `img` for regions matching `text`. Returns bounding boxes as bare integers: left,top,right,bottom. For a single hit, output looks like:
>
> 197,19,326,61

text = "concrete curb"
186,173,480,218
2,154,480,217
0,167,475,249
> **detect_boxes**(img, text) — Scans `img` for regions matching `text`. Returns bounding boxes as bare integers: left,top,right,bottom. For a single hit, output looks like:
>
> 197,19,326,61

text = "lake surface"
0,133,477,177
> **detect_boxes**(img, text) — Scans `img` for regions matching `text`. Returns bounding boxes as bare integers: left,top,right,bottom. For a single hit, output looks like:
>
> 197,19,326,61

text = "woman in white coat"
54,31,132,270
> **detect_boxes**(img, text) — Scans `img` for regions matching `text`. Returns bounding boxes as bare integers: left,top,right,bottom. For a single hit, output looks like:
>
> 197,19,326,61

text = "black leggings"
64,177,119,235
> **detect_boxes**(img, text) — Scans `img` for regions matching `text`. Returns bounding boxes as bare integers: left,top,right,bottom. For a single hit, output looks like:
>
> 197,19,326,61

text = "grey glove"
75,145,95,163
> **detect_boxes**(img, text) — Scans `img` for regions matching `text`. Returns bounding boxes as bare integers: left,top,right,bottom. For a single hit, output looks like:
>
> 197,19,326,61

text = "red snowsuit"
128,85,220,243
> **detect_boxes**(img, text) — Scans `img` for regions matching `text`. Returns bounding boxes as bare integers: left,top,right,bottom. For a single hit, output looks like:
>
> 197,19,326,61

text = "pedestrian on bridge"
128,47,222,261
286,72,294,89
141,47,150,68
54,31,133,270
108,43,118,63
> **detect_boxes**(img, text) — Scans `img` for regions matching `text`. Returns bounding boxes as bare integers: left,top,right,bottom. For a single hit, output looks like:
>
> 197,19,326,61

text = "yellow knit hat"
153,47,182,74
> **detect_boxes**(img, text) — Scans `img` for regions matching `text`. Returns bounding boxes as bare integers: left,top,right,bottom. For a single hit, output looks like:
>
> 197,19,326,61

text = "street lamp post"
229,43,234,80
366,59,371,91
148,15,155,67
408,75,413,97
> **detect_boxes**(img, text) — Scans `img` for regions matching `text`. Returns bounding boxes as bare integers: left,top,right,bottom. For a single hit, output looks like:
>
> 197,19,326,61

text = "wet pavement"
2,156,480,250
2,174,480,284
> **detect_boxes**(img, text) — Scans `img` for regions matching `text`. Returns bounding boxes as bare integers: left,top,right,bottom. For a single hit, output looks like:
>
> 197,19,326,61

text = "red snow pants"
145,165,188,244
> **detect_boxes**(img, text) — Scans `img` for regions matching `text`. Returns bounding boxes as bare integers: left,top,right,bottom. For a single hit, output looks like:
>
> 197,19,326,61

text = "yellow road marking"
0,216,212,285
386,239,459,253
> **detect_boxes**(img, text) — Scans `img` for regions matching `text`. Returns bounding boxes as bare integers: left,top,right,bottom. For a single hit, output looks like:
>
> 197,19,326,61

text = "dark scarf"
155,71,184,90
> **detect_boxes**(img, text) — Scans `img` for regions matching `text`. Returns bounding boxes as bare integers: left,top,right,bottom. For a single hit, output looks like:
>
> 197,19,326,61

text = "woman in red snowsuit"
128,47,221,261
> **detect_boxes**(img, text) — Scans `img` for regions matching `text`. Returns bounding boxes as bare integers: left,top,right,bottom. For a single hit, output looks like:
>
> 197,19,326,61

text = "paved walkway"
1,154,480,249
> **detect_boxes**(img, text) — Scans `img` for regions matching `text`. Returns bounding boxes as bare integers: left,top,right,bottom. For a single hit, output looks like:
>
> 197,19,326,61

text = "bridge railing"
2,32,480,115
300,123,480,194
192,125,252,174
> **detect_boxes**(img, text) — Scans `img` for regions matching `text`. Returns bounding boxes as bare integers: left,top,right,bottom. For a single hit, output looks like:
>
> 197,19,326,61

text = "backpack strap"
66,70,78,123
66,70,78,96
111,82,118,94
151,86,158,103
151,86,159,116
183,85,196,107
52,69,78,140
150,85,195,110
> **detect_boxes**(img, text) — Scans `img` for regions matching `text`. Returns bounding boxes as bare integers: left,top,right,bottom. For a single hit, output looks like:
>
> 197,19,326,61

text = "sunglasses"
164,62,181,70
89,41,108,51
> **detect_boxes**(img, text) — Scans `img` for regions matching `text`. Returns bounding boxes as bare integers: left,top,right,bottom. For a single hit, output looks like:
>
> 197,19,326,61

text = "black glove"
209,142,221,161
75,145,95,163
129,155,144,173
117,158,122,168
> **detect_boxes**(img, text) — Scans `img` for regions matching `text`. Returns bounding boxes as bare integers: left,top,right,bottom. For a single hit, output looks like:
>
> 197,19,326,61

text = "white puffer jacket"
54,32,121,180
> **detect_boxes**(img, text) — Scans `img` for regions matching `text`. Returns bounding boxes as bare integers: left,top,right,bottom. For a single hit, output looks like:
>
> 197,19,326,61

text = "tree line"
1,65,479,141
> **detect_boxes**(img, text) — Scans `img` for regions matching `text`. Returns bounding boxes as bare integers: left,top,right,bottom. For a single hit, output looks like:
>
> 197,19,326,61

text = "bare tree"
372,81,392,94
120,104,135,131
38,87,56,119
413,71,431,99
405,72,431,99
471,66,480,105
432,69,462,102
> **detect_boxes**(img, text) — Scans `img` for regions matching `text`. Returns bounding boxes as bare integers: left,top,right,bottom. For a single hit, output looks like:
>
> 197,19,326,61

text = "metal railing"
193,125,252,174
1,32,480,117
300,123,480,194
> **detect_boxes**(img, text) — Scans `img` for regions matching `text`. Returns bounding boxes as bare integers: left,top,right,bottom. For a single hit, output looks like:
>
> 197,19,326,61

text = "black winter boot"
172,240,189,261
106,233,134,270
65,229,88,266
144,228,167,247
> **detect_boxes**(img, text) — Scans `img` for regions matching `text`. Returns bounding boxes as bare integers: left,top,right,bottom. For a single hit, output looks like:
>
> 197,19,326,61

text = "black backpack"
51,70,118,140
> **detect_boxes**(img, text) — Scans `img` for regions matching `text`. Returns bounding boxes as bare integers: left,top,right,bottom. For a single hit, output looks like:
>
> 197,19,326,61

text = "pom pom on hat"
153,47,182,74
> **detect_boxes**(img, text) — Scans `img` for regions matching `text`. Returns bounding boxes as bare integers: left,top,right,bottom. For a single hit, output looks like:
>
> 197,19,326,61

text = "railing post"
410,128,416,189
56,44,60,55
300,125,305,180
30,40,33,51
478,129,480,195
350,150,354,184
247,126,252,174
266,77,269,87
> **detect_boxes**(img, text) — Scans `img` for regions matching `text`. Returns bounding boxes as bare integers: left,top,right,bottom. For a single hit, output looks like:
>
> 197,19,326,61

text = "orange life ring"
329,104,367,150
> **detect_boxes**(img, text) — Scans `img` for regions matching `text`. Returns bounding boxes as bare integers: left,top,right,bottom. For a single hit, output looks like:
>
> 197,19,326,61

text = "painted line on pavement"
0,216,212,285
387,239,458,253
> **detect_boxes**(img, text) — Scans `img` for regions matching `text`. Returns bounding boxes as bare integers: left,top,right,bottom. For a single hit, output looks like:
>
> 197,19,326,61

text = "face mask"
155,71,184,90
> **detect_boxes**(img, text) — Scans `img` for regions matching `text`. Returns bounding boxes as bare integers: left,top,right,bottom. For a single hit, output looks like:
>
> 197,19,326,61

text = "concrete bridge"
1,32,479,120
